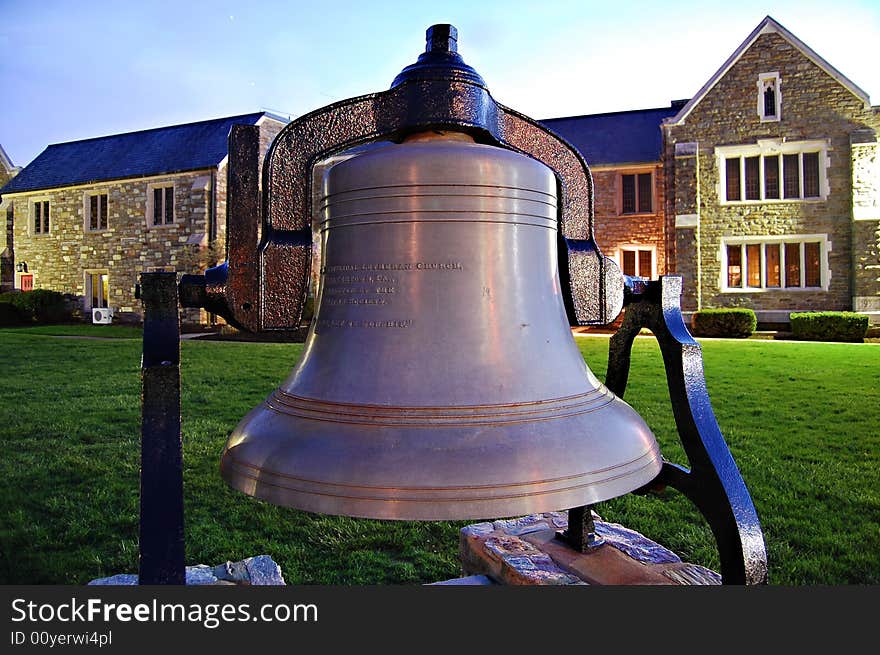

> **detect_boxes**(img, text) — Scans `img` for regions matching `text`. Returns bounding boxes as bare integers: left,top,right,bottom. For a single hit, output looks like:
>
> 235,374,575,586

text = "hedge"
0,289,71,323
691,308,757,338
0,301,27,326
789,312,868,342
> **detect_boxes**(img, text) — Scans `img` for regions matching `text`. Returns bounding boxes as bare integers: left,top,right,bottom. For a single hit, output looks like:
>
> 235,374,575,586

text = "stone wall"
663,29,880,317
1,160,18,291
8,170,215,322
851,133,880,314
6,117,287,325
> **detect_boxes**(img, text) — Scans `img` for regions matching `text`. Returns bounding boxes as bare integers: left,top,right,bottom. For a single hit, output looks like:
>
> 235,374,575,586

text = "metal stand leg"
562,505,605,552
605,276,768,585
138,272,185,585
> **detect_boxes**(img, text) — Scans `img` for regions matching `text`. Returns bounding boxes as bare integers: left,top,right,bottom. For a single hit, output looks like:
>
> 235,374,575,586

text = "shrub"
0,289,71,323
691,308,757,338
0,301,26,326
789,312,868,342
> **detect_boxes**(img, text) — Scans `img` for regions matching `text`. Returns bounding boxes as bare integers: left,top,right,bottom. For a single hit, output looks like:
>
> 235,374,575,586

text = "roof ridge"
541,104,683,122
45,112,268,149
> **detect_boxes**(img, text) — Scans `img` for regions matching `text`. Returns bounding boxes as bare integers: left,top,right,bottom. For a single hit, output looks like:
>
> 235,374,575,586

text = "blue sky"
2,0,878,167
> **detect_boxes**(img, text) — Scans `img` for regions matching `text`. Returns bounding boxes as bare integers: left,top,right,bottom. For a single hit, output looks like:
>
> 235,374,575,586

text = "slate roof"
0,112,284,195
539,103,684,166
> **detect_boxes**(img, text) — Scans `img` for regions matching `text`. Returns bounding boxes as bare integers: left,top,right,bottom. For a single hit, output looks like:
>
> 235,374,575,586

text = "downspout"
209,169,217,244
695,148,702,310
208,168,217,325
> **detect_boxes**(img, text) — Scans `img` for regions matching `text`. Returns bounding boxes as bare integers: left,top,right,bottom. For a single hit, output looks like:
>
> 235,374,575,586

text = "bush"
0,289,71,323
0,301,26,326
790,312,868,342
691,308,757,338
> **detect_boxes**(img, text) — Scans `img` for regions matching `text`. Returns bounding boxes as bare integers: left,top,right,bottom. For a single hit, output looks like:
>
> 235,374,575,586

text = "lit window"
620,173,653,214
86,271,109,309
32,200,50,234
722,237,827,291
719,141,826,203
86,192,109,231
620,247,654,279
148,185,174,226
758,73,781,122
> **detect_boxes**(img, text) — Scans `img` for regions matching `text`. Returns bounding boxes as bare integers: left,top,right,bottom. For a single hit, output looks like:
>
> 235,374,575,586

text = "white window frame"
716,140,829,204
757,72,781,122
83,190,110,232
16,271,35,291
84,269,110,310
617,244,657,279
719,234,830,293
146,182,176,228
29,197,51,236
618,169,655,215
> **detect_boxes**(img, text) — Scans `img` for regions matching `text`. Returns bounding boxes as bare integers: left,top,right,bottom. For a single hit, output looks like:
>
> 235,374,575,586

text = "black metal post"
138,272,185,585
563,505,605,552
605,275,768,585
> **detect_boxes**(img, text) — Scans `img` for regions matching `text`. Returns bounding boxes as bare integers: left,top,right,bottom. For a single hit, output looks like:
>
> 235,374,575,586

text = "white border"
719,233,830,292
715,140,830,204
145,182,176,229
83,189,110,233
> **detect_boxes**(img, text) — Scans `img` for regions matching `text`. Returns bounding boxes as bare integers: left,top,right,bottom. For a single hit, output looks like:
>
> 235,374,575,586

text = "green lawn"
0,329,877,585
0,324,144,339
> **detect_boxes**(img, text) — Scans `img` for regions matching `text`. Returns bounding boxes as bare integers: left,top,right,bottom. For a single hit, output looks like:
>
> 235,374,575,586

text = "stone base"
451,512,720,586
87,555,285,586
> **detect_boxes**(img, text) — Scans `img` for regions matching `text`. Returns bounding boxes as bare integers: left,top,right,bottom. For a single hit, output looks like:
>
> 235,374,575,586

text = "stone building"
663,16,880,324
541,103,682,281
0,113,287,322
0,145,21,292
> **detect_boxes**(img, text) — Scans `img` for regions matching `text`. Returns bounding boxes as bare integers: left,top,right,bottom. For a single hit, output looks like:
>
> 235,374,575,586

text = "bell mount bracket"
178,24,622,330
592,275,768,585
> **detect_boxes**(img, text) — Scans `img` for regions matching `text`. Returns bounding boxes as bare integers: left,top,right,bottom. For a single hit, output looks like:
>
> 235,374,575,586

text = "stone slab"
88,555,285,586
458,513,720,586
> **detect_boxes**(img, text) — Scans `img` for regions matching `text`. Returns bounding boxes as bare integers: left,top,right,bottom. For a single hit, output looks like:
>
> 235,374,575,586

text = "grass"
0,327,877,585
0,324,144,339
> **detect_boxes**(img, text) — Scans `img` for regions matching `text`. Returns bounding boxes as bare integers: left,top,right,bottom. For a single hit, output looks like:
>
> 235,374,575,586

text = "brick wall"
663,30,880,317
592,164,667,278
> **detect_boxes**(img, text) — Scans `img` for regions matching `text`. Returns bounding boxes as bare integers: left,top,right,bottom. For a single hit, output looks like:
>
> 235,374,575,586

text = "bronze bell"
219,127,662,519
189,24,663,520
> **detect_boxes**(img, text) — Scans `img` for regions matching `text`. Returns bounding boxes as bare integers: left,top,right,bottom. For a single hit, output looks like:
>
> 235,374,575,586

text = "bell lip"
218,444,663,521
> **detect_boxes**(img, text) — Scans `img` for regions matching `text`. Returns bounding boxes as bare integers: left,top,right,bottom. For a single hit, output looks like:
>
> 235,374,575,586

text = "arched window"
758,73,781,122
763,84,776,118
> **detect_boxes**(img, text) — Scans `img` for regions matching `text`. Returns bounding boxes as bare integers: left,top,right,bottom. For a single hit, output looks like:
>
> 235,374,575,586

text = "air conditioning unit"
92,307,114,324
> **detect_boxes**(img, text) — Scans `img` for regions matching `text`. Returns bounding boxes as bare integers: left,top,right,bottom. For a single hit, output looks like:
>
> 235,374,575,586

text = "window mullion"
740,157,746,201
780,242,786,288
759,156,765,200
799,241,805,287
798,153,804,199
760,242,767,288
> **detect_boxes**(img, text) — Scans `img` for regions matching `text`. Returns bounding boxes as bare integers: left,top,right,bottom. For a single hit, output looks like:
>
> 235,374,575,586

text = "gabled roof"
666,16,871,127
540,103,684,166
0,112,287,195
0,143,16,173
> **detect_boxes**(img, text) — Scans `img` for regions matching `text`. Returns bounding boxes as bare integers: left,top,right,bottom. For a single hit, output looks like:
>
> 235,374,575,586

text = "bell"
219,128,662,520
